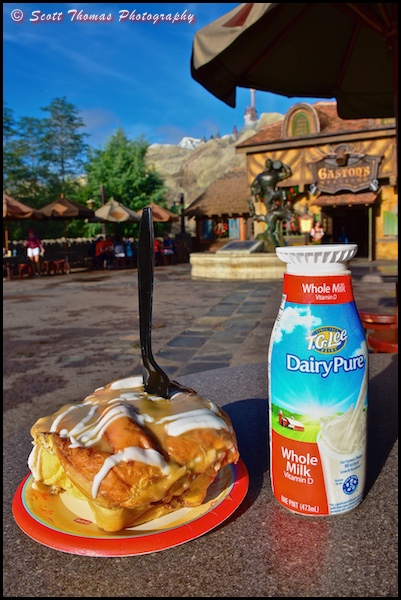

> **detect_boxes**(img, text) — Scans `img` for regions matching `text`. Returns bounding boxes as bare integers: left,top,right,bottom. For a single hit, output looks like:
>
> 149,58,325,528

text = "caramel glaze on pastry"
28,376,239,532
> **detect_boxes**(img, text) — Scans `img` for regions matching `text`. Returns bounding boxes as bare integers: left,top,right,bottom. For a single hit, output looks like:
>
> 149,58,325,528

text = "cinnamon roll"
28,375,239,532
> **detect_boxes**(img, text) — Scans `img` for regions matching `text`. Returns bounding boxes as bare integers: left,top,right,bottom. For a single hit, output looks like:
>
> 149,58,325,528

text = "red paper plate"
12,460,248,557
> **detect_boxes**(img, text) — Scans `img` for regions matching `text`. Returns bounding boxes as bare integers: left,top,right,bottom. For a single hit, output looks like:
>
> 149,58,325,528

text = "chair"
113,256,126,269
162,249,176,266
52,259,67,275
367,329,398,353
41,260,53,276
359,311,397,331
3,262,13,281
18,263,33,279
126,256,137,268
91,255,107,270
362,281,398,353
360,281,398,353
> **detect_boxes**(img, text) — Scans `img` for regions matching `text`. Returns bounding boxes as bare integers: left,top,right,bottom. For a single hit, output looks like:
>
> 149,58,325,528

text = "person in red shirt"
154,237,163,266
94,235,113,269
23,228,44,276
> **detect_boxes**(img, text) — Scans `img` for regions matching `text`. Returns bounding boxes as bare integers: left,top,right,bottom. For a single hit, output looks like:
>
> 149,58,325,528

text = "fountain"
190,159,297,280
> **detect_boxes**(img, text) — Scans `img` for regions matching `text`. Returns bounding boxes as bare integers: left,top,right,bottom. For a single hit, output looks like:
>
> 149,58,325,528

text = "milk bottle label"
268,274,368,516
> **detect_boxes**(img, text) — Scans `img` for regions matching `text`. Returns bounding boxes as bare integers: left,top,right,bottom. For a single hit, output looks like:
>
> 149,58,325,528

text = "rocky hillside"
145,112,284,211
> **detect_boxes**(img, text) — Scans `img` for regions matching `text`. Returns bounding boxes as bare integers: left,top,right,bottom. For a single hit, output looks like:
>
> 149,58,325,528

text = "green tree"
80,129,168,237
3,109,50,204
3,100,173,241
13,117,48,203
84,129,167,208
3,103,25,195
40,96,89,197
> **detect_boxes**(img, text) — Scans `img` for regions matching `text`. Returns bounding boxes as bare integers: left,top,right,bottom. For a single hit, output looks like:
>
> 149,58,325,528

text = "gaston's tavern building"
186,101,397,261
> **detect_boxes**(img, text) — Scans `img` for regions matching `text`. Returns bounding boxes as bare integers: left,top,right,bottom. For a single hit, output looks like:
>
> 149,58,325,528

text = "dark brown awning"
310,191,379,207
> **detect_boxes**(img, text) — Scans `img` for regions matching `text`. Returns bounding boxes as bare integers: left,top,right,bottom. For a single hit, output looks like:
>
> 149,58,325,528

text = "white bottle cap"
276,244,358,275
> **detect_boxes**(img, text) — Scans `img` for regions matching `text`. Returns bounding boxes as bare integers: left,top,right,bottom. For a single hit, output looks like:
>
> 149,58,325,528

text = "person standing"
337,225,349,244
125,238,137,268
310,221,325,244
24,228,44,276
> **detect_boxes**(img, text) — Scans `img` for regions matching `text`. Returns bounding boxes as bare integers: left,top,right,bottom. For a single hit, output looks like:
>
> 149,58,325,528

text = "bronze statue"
249,159,294,248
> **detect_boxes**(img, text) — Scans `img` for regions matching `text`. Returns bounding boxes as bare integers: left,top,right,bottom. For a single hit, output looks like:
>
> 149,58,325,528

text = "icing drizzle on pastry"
30,376,234,499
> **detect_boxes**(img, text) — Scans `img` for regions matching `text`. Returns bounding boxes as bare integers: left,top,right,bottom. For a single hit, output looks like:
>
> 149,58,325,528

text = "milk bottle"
268,244,368,516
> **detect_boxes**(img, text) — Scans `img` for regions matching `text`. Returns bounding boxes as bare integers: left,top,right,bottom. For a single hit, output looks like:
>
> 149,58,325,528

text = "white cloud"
274,306,322,343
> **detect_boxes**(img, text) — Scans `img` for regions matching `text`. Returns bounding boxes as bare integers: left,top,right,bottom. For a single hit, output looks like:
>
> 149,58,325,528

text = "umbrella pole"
100,184,108,237
63,222,70,273
4,225,9,253
393,34,398,150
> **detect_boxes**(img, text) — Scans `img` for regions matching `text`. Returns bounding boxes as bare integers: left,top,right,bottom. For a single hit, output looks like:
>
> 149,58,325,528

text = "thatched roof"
184,169,251,219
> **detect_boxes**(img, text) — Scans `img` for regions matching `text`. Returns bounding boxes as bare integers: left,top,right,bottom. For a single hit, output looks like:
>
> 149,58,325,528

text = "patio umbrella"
38,195,95,219
190,3,398,120
137,202,179,223
93,198,141,222
37,195,95,268
3,193,45,252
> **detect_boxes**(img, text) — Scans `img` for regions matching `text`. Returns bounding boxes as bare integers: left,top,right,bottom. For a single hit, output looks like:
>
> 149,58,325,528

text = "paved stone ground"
3,259,397,441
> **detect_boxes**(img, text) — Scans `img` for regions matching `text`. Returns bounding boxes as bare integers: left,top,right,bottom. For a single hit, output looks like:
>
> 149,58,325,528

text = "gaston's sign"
309,153,381,194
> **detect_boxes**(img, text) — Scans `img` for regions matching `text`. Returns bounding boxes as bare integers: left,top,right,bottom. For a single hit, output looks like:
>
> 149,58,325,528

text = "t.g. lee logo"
306,326,347,354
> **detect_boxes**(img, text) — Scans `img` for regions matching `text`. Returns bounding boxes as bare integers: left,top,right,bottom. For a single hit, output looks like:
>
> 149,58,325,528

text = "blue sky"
4,2,324,148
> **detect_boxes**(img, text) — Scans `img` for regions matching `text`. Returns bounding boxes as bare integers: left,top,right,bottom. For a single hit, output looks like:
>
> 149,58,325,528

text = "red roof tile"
236,101,393,148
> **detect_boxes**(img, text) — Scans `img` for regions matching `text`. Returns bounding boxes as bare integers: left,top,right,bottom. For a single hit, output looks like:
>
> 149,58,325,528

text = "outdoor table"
3,355,398,598
3,255,19,265
3,256,18,280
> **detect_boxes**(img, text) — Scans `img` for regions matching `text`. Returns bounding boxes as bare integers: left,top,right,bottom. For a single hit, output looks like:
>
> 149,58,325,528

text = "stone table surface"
3,355,398,598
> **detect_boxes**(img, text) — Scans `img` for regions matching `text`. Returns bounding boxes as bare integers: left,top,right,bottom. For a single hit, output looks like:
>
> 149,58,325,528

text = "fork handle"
138,208,171,397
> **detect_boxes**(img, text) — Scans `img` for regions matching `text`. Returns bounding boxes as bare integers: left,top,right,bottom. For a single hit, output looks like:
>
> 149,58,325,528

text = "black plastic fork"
137,207,195,398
